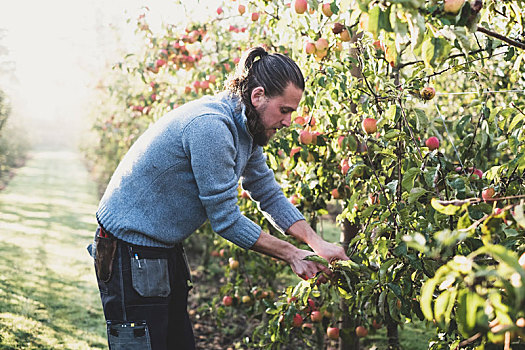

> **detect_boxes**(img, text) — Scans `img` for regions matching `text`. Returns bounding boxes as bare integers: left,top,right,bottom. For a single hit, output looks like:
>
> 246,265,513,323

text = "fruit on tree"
420,87,436,100
355,325,368,337
295,115,306,125
362,118,377,134
294,0,308,14
229,257,239,269
340,29,351,42
217,7,224,15
222,295,233,306
322,3,333,17
287,296,298,303
482,187,495,201
241,295,252,304
315,38,329,55
327,327,340,339
299,130,313,144
444,0,465,14
289,194,300,205
331,188,340,199
292,313,303,327
517,317,525,327
340,159,350,175
238,4,245,15
425,136,440,151
241,190,250,199
372,319,382,329
332,22,344,34
310,310,322,322
304,42,316,55
251,12,260,21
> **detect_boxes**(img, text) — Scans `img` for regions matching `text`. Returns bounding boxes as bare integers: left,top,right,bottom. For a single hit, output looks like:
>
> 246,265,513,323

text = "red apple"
295,116,306,125
238,4,246,15
327,327,339,339
340,29,351,42
362,118,377,134
289,194,300,205
251,12,260,21
322,3,333,17
340,159,350,175
155,59,166,68
482,187,495,201
294,0,308,14
372,319,382,329
200,80,210,90
315,38,329,53
331,188,340,199
311,311,322,322
222,295,233,306
241,190,250,199
444,0,465,14
299,130,313,144
292,313,303,327
355,325,368,338
425,136,440,151
216,7,224,15
420,87,436,100
304,42,316,55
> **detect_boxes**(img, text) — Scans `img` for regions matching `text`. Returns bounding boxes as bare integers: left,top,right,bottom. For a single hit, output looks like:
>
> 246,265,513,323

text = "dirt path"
0,150,106,349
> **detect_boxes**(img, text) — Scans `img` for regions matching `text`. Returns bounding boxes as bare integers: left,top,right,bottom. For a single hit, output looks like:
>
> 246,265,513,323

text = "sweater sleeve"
241,146,305,233
182,115,261,249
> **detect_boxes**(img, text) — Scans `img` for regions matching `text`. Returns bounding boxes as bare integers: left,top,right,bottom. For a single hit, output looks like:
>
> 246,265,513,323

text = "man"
91,46,349,350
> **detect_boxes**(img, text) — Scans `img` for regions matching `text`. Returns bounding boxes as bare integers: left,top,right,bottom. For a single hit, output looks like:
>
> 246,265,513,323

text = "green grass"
0,150,106,349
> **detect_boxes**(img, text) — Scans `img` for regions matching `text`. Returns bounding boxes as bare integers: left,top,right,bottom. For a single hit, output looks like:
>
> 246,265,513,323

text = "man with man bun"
91,46,349,350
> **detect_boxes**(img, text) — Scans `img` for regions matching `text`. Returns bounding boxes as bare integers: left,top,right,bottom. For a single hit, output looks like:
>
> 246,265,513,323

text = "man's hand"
286,220,349,263
287,248,331,281
250,231,332,281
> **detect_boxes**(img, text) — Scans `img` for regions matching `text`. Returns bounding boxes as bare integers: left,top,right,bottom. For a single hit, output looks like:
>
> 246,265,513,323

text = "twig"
477,26,525,50
456,332,482,349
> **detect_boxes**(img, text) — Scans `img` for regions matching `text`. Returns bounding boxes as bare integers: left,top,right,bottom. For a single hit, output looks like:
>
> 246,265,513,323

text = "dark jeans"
92,229,196,350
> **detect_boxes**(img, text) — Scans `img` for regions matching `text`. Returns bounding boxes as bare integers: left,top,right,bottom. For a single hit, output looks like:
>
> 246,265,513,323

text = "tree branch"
476,26,525,50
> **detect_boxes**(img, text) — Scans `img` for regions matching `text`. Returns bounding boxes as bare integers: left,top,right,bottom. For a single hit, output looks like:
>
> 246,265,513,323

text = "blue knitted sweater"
96,92,304,249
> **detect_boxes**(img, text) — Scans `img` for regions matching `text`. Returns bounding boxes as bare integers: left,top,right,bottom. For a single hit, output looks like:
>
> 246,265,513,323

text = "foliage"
85,0,525,348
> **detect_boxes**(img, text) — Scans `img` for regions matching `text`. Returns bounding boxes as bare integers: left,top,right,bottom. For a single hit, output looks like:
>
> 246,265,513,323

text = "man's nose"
281,114,292,128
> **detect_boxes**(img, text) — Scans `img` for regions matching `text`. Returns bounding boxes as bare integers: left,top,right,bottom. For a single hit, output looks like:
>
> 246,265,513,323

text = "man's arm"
251,221,349,280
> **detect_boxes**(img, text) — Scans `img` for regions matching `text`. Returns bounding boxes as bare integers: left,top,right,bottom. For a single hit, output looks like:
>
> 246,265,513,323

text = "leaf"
304,254,329,267
408,187,427,204
420,277,439,320
434,290,451,324
379,259,397,284
406,11,425,51
402,167,420,191
431,198,465,216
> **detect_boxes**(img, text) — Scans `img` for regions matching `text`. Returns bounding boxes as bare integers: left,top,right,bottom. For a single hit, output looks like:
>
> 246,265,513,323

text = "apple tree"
85,0,525,348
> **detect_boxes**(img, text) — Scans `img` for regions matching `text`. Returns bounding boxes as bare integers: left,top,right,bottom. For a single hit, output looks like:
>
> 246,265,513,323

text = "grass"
0,150,106,349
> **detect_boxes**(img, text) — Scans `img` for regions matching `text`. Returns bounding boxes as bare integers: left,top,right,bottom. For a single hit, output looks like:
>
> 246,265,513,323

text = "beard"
246,105,271,146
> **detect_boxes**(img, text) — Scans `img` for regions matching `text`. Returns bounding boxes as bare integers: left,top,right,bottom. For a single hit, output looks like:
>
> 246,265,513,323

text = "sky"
0,0,219,149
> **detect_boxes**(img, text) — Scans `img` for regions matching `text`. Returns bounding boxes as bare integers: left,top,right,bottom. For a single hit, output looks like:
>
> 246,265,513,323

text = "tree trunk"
339,220,359,350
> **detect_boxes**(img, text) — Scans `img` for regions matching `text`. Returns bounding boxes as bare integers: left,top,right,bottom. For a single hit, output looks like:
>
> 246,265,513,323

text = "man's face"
251,83,303,145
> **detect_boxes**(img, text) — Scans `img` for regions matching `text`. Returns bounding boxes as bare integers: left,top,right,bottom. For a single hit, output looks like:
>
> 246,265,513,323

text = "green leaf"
408,187,427,204
420,277,439,320
431,198,466,216
402,167,420,191
304,254,329,267
379,259,397,283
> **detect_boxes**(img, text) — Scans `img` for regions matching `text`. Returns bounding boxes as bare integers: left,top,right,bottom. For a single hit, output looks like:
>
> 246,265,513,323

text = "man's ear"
250,86,266,108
